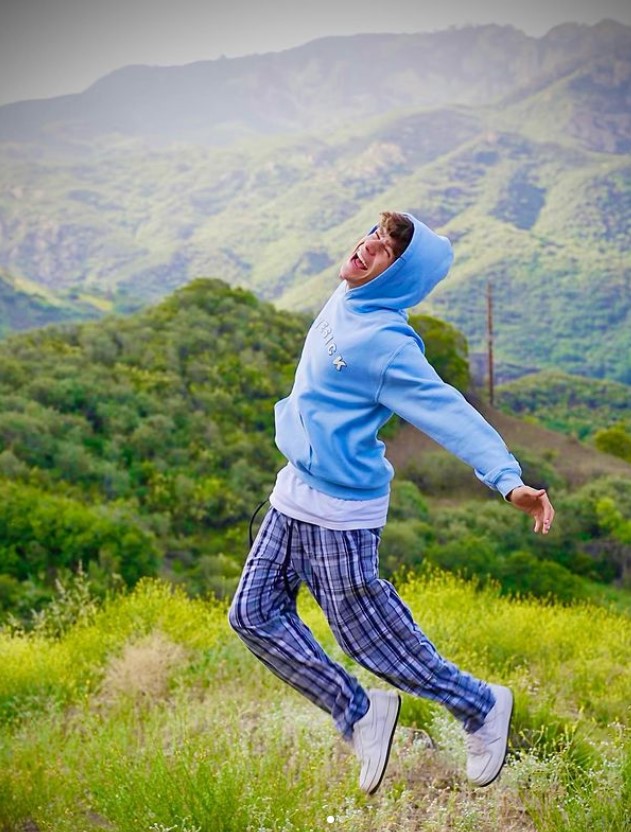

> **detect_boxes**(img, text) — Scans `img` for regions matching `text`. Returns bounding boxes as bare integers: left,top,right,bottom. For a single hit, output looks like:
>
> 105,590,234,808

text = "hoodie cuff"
496,474,525,501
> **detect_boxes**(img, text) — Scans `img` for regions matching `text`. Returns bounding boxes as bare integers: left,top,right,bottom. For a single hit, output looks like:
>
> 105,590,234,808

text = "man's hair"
379,211,414,259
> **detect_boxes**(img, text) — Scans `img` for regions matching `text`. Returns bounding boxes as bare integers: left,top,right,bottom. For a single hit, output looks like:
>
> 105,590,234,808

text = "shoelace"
465,728,489,756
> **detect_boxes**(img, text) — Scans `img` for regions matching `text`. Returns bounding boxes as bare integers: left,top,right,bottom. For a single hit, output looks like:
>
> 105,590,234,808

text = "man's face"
339,226,397,288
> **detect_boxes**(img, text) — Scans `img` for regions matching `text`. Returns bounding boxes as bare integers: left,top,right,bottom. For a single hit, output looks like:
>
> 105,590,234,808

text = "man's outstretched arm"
378,342,556,533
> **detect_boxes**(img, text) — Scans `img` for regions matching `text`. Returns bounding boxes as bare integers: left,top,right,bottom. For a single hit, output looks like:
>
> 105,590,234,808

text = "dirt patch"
97,631,189,706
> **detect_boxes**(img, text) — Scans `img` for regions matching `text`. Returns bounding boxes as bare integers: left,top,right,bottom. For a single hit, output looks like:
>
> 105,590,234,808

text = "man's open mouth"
351,252,367,270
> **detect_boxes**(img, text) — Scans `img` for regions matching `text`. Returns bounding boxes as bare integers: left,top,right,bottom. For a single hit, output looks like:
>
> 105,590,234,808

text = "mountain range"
1,20,630,383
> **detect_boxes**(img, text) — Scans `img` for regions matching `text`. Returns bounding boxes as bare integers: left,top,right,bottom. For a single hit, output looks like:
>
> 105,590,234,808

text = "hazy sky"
2,0,631,106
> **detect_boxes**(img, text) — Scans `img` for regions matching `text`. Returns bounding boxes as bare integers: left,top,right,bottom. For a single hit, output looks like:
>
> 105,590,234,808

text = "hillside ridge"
387,392,631,492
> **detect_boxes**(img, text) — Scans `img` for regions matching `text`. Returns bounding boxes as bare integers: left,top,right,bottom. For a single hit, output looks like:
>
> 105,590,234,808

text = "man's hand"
506,486,555,534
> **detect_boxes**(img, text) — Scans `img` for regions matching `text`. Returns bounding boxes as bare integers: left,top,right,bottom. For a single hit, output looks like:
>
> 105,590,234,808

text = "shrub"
594,424,631,462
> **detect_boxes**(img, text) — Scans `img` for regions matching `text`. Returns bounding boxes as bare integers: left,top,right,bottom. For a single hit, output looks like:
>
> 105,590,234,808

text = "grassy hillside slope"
0,272,103,336
0,574,629,831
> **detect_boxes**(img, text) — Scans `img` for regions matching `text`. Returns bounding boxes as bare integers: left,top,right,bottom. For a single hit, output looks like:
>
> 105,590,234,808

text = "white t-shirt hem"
269,464,389,531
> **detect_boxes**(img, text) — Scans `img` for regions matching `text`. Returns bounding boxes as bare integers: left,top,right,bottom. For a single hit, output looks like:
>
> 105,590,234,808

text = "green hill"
0,279,630,623
495,370,631,439
0,279,307,613
0,271,103,335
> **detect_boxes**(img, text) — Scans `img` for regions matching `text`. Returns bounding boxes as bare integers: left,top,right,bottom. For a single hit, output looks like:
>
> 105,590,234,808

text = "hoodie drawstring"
248,499,268,548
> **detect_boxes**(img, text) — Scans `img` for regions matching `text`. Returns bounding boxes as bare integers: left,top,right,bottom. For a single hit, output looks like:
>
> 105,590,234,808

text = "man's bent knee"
228,592,270,634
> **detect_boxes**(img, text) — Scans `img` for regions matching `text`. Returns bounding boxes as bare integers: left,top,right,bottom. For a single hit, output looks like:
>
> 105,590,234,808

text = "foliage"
0,276,629,619
594,423,631,462
400,452,479,498
380,470,631,602
496,370,631,440
0,279,308,616
0,279,483,619
387,478,429,522
409,313,470,391
1,29,630,387
23,564,100,639
595,497,631,587
0,479,158,590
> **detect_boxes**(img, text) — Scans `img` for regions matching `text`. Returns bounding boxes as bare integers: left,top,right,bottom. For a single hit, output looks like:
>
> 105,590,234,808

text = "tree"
408,314,470,391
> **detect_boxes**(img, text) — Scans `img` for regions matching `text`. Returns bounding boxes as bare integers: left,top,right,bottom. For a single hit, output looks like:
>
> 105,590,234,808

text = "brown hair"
379,211,414,258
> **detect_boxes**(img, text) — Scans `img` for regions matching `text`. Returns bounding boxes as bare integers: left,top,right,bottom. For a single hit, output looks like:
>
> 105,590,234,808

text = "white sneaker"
351,689,401,795
465,683,513,787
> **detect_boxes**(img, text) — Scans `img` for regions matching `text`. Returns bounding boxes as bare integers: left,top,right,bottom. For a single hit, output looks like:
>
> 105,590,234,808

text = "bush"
594,424,631,462
0,479,159,619
402,451,485,497
408,313,470,391
388,479,429,521
424,534,499,582
380,520,434,576
498,550,586,601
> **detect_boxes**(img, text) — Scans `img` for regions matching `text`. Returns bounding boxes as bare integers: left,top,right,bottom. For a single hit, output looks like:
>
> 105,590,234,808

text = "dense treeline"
384,476,631,599
0,279,308,612
0,279,629,622
496,370,631,441
0,279,469,616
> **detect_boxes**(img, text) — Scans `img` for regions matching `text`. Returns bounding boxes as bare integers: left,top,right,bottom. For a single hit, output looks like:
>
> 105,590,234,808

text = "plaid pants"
229,508,494,739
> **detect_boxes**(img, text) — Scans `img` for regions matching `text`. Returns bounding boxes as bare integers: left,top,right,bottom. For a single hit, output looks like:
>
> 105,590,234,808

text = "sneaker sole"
477,690,514,788
367,694,401,796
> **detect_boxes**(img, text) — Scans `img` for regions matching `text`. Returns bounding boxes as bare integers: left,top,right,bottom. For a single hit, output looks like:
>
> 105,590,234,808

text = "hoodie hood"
346,213,453,311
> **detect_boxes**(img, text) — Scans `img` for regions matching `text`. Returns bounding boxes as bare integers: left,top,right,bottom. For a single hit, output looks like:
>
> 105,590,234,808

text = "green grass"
0,574,629,831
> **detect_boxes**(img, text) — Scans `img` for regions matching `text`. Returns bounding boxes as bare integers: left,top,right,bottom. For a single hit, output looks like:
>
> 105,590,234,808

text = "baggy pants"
228,508,494,739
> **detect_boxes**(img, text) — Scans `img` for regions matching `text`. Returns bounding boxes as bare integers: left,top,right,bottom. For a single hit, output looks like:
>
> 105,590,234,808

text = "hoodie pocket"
275,400,313,472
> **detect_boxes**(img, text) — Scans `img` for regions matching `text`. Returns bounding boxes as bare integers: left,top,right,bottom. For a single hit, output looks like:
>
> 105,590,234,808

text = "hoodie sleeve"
377,341,524,498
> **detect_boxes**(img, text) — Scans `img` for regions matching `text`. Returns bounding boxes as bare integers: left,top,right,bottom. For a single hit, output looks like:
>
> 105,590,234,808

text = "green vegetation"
594,425,631,463
495,370,631,467
0,279,629,621
0,573,629,831
409,313,470,392
0,269,628,831
2,278,547,623
1,27,630,828
0,279,308,613
0,277,627,625
0,271,102,336
496,370,631,440
386,468,631,606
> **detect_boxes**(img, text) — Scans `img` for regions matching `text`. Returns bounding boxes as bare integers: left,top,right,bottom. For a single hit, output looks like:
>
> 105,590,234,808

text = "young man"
229,211,555,795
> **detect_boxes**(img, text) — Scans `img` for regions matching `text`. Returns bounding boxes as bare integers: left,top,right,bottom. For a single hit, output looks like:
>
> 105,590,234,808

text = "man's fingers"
535,512,546,534
540,494,555,534
514,487,555,534
527,491,555,534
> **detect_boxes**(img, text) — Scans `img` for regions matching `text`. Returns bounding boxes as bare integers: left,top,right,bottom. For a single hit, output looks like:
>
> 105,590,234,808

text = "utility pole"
487,280,494,406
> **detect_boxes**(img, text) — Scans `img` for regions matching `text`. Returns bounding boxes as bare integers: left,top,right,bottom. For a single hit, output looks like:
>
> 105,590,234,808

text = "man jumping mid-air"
229,211,555,794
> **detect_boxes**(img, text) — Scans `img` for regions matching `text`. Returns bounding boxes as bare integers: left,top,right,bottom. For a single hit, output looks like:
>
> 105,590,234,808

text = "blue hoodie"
274,213,523,500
